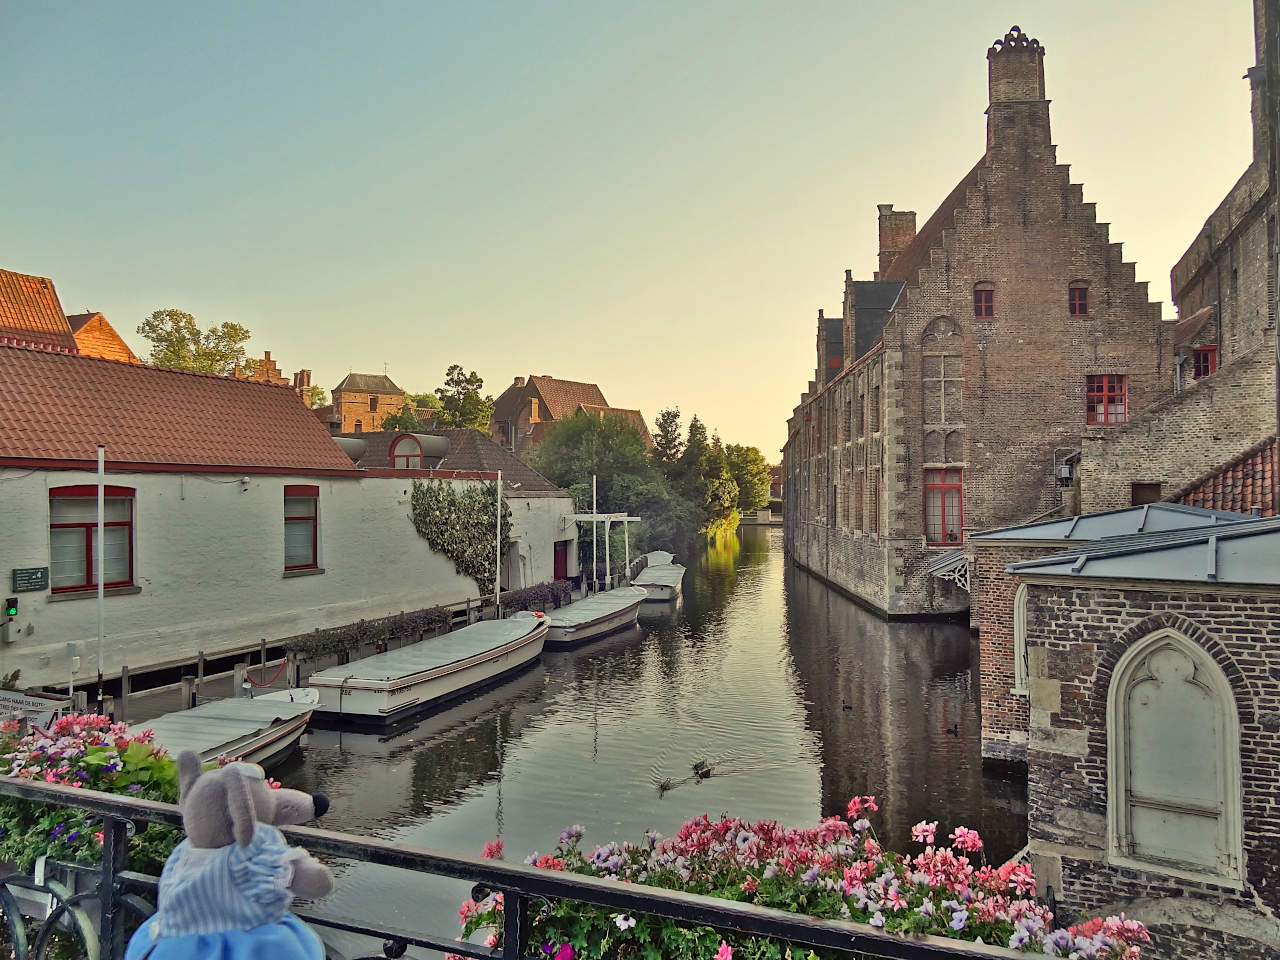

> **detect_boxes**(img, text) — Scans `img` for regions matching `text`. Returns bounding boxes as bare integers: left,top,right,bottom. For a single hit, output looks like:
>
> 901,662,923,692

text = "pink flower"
715,941,733,960
845,795,878,819
739,877,758,894
554,944,574,960
486,933,498,949
482,838,505,860
911,820,937,845
949,826,984,853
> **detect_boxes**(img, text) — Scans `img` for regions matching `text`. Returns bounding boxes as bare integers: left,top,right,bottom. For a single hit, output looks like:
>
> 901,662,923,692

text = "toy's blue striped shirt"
150,822,305,938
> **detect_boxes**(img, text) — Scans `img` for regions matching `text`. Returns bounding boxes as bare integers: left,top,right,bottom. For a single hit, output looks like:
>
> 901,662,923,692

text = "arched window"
1107,629,1242,881
1012,583,1029,693
354,419,363,434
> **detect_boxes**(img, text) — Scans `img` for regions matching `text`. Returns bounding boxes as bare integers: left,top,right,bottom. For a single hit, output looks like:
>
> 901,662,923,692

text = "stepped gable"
0,344,354,471
0,269,78,353
880,158,985,286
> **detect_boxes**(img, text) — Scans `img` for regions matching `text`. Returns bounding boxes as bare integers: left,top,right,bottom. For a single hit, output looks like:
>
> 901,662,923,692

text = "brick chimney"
293,369,312,407
513,376,525,387
986,26,1050,153
877,204,916,278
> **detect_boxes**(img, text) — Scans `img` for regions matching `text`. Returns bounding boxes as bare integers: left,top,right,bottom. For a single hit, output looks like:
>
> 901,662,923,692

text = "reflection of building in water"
287,664,549,835
783,564,1026,861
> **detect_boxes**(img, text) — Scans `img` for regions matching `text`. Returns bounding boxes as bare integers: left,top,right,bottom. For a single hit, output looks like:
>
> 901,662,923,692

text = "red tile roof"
65,312,140,364
1171,304,1216,349
881,158,986,286
577,404,653,445
0,344,355,473
0,269,78,353
1169,435,1276,516
529,376,608,420
336,429,564,492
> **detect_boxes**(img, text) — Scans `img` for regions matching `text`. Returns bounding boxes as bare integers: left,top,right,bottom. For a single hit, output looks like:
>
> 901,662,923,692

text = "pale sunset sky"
1,2,1257,456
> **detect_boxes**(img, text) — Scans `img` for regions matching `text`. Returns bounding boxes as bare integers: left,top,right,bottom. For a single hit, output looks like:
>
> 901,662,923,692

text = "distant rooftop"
334,372,403,395
1007,516,1280,587
970,502,1252,543
0,269,78,353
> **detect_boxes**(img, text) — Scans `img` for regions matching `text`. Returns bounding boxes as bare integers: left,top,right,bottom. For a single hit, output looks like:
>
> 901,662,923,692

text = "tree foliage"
434,365,494,429
308,385,328,408
725,443,772,513
409,479,512,597
380,406,431,432
650,407,685,470
136,309,252,375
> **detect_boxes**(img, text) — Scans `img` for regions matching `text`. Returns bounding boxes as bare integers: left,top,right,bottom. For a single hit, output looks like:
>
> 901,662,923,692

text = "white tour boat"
544,586,648,649
308,612,548,726
633,554,686,602
137,688,318,771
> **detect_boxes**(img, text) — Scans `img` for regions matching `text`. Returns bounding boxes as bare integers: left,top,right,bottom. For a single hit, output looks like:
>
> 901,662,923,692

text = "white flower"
614,914,636,930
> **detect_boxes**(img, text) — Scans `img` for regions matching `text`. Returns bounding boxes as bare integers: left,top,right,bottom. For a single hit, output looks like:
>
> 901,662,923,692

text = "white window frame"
1106,628,1244,886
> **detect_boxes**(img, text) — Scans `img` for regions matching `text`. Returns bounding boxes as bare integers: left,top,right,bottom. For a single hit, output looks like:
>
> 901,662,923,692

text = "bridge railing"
0,776,1026,960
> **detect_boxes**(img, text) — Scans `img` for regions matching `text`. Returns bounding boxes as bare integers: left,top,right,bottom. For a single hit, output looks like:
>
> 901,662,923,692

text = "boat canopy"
138,692,316,760
546,587,647,628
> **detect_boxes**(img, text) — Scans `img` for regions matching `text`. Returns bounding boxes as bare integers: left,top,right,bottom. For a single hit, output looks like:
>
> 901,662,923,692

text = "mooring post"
286,650,298,688
180,676,196,709
196,650,205,698
117,665,130,723
233,662,247,697
259,639,268,685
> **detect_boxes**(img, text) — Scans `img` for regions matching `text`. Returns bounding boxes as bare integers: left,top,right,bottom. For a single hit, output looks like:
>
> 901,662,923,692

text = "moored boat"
633,557,686,601
137,687,317,771
308,612,548,726
544,586,647,649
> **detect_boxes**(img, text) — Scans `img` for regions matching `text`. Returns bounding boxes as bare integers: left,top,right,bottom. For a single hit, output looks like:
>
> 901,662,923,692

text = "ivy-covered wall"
410,479,513,596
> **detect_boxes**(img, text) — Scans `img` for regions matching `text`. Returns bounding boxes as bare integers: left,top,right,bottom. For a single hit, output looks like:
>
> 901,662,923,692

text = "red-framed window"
390,434,424,469
1193,346,1218,378
924,469,963,545
1069,283,1089,317
49,485,135,592
284,485,319,570
973,284,994,319
1086,374,1127,425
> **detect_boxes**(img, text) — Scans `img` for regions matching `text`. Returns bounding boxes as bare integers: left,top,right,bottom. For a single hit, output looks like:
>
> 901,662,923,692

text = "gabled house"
490,375,651,457
331,372,405,433
0,268,79,354
65,312,140,364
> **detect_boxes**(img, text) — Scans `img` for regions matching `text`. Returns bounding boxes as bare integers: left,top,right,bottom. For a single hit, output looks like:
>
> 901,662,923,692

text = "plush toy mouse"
125,751,334,960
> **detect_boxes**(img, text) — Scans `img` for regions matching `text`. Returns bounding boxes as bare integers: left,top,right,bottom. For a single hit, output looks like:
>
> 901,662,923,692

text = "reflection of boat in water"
309,613,547,726
633,553,686,602
295,663,549,831
137,688,317,771
545,587,647,649
637,595,683,623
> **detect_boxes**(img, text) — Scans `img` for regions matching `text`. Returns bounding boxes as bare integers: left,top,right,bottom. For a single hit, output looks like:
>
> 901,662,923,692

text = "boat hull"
638,582,681,601
545,598,643,650
225,712,312,770
310,622,548,727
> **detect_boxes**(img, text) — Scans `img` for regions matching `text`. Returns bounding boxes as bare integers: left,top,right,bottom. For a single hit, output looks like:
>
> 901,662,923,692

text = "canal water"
279,527,1026,955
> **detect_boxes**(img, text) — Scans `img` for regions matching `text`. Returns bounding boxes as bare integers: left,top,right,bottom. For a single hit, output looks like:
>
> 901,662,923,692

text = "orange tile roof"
1170,436,1276,516
0,344,355,472
0,269,78,353
66,312,140,364
529,376,608,420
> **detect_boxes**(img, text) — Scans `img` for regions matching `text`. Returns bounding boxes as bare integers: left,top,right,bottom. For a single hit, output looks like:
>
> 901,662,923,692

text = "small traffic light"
4,598,16,619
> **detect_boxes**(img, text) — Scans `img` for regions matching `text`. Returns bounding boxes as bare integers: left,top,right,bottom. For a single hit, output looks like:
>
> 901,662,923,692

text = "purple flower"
949,910,968,932
50,823,64,839
127,784,142,792
870,911,885,929
801,864,820,886
917,900,934,918
66,831,79,843
558,825,584,845
614,914,636,931
762,863,778,880
524,851,541,865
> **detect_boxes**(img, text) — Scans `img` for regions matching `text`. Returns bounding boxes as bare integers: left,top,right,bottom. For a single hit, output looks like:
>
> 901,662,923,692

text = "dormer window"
1069,282,1090,317
973,283,995,319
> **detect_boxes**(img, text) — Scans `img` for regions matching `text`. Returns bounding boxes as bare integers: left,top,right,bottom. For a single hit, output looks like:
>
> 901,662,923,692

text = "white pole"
623,521,631,583
603,518,611,591
96,443,105,712
495,470,502,616
591,474,598,591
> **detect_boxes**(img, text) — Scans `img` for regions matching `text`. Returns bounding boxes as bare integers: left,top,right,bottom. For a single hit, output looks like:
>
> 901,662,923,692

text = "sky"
1,1,1258,456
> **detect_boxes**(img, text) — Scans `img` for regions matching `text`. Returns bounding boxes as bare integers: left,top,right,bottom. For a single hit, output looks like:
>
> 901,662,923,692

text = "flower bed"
454,798,1149,959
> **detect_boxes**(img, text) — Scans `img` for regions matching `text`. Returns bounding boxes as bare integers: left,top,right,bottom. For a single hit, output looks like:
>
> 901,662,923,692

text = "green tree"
650,407,684,475
434,365,494,429
308,385,328,408
380,406,431,432
725,443,772,513
136,309,252,375
672,415,709,503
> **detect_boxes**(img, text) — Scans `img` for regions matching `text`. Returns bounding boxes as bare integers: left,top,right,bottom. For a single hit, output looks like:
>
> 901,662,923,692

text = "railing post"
502,890,527,960
98,814,129,960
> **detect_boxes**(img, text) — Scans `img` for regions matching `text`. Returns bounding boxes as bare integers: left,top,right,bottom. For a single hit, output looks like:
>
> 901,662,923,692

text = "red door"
553,540,569,581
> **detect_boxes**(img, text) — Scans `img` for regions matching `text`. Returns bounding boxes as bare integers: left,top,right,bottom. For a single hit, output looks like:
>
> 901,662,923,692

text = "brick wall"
1078,346,1276,512
333,390,405,433
1024,582,1280,958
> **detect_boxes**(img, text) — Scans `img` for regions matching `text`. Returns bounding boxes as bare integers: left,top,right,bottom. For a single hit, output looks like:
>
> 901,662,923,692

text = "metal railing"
0,777,1026,960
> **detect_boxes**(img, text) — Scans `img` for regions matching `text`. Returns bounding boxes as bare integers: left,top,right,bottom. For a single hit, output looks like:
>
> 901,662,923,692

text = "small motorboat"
544,587,648,649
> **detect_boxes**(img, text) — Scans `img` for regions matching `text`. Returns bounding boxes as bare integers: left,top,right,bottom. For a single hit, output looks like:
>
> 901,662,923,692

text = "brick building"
235,350,313,407
490,374,650,459
965,504,1249,765
783,26,1169,617
1010,517,1280,958
65,312,139,363
330,372,405,433
1078,0,1278,515
0,268,79,353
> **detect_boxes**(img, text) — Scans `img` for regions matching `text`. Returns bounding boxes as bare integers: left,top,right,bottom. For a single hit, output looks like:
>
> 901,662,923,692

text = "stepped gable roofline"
1006,515,1280,586
972,502,1252,543
0,268,78,354
880,158,986,286
335,428,563,493
334,372,404,395
0,343,356,472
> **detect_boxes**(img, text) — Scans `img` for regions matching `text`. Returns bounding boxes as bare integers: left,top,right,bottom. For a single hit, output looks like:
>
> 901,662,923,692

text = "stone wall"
1023,582,1280,958
1078,346,1276,513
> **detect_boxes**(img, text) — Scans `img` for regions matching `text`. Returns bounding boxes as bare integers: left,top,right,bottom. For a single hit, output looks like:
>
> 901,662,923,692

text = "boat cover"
137,691,317,760
309,614,543,684
547,587,647,628
642,551,675,566
633,564,686,587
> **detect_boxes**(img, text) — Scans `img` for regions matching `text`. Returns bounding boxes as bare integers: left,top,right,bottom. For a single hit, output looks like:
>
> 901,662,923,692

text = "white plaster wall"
503,494,579,589
0,470,575,688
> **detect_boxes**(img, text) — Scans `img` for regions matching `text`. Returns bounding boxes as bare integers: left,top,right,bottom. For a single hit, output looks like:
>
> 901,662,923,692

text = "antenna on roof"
384,361,389,375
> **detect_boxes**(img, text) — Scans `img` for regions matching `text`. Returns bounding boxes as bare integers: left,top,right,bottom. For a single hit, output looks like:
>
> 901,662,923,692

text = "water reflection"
283,527,1024,953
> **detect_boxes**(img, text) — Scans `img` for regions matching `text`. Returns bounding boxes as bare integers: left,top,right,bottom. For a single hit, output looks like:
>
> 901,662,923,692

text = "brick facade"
331,372,405,434
1078,346,1276,512
783,26,1169,616
1023,584,1280,958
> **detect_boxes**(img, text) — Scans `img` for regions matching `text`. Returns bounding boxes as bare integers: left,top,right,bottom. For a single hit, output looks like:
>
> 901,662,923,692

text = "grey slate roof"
334,372,404,395
336,428,564,493
971,503,1252,543
1006,516,1280,586
850,281,904,361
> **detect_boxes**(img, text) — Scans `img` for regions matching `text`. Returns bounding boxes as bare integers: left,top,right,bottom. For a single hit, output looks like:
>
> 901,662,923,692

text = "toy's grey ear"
223,768,257,848
177,751,202,805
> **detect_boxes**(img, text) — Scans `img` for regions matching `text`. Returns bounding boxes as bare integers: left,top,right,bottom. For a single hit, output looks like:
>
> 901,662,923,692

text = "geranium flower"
614,914,636,930
714,941,732,960
482,839,505,860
